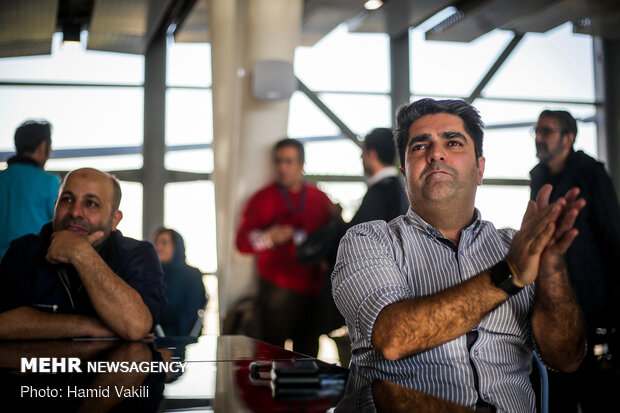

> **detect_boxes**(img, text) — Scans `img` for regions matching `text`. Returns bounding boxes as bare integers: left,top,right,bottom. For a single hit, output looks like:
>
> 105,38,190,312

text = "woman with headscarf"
153,228,207,336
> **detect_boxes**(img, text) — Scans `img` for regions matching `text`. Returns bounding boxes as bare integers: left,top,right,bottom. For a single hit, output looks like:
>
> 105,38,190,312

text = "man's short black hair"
539,110,578,138
394,99,484,167
14,120,52,155
364,127,397,166
273,138,305,164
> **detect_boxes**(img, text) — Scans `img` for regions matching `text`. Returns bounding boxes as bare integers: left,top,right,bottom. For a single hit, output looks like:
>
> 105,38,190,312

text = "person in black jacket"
529,109,620,413
302,128,409,267
0,168,165,340
352,127,409,226
154,228,207,337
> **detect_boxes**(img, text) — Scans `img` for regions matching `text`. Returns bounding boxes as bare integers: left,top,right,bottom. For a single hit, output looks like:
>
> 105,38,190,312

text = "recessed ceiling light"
364,0,383,11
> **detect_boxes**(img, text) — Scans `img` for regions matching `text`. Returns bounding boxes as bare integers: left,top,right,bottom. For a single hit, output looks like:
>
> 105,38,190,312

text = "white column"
210,0,303,324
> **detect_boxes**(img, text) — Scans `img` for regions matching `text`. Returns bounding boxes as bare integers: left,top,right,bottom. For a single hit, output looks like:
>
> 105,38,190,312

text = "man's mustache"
59,218,91,232
421,163,457,179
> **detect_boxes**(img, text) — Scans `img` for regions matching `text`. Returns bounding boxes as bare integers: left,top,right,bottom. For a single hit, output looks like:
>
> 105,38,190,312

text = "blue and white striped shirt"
332,208,536,413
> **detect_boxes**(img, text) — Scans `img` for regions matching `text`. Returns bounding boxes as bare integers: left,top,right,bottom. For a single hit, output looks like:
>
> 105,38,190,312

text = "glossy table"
0,335,348,412
0,335,481,412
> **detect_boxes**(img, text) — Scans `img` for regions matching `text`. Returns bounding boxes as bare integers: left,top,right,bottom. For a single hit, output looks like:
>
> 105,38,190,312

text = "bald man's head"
53,168,123,247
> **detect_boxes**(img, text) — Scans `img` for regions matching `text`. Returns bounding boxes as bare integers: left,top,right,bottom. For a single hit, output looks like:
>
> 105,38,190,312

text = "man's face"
53,169,122,248
274,146,304,189
534,116,570,163
402,113,484,208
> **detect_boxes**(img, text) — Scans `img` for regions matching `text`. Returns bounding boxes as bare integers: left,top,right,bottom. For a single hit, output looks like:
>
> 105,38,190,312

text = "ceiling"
0,0,619,58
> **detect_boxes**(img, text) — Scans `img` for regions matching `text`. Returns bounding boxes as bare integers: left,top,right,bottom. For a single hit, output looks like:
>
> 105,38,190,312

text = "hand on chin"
46,230,104,264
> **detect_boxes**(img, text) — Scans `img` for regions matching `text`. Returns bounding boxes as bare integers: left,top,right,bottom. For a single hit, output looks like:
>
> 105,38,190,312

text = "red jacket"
236,182,333,296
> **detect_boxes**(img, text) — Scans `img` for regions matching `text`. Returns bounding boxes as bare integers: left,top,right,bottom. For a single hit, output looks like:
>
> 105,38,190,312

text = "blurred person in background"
154,228,207,337
236,138,338,357
0,119,60,259
351,127,409,227
530,109,620,412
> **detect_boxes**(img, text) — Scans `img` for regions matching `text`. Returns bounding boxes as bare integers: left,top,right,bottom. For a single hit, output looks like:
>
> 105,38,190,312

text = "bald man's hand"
46,230,104,265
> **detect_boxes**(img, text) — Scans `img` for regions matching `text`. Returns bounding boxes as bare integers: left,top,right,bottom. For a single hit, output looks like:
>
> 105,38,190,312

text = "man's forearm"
0,307,114,340
531,269,586,372
72,251,152,341
372,271,509,360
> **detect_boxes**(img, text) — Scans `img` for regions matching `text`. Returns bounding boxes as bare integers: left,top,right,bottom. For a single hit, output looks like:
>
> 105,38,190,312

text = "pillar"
210,0,303,324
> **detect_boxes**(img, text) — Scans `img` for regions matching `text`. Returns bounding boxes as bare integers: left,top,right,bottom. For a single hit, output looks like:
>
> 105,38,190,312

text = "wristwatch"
490,260,523,296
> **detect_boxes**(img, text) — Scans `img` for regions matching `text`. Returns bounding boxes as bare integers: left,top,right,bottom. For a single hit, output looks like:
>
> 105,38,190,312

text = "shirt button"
483,393,489,400
474,350,479,356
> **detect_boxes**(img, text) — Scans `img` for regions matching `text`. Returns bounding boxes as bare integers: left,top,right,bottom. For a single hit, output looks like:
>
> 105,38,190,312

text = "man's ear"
477,156,485,186
111,210,123,231
399,166,405,176
368,148,379,163
565,133,576,147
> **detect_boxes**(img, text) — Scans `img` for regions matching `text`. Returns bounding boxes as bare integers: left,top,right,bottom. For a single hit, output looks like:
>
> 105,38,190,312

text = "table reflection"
335,365,480,413
0,335,505,412
0,339,165,412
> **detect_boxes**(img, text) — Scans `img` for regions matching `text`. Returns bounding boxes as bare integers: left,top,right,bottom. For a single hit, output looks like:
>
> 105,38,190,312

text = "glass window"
116,181,143,241
47,155,143,172
165,148,213,174
484,23,594,101
475,185,530,230
166,89,213,146
288,92,391,140
304,140,362,176
474,99,596,126
294,24,389,93
167,40,212,87
316,182,367,222
0,33,144,84
0,86,144,152
164,181,217,273
288,91,340,138
475,99,598,179
319,93,392,135
481,128,538,180
409,28,515,97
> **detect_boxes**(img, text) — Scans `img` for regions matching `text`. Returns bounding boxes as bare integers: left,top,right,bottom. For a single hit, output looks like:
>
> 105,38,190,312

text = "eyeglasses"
530,126,562,138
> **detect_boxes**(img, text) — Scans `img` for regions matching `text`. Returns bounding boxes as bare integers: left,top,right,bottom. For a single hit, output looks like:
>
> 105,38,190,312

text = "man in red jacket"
236,138,336,356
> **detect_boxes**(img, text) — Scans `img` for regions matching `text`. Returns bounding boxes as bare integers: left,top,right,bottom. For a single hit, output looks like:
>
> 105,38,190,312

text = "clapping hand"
506,184,585,286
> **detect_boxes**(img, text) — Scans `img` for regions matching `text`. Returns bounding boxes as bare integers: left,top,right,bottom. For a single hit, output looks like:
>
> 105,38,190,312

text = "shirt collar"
405,207,483,241
367,166,400,187
7,154,42,169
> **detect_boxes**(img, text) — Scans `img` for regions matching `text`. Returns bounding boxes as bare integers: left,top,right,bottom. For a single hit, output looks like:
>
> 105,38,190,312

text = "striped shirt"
332,207,536,413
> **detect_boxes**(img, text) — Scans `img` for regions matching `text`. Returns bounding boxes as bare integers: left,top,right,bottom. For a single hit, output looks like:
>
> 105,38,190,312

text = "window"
164,181,217,273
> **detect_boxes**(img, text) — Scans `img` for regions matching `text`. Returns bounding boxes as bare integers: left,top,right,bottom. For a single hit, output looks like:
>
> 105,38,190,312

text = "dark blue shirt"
0,223,166,326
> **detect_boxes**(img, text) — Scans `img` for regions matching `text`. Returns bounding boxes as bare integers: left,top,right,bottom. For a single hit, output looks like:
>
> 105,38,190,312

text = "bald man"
0,168,165,340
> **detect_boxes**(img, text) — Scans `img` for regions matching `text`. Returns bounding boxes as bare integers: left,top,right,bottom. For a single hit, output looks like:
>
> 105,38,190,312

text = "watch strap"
490,260,523,296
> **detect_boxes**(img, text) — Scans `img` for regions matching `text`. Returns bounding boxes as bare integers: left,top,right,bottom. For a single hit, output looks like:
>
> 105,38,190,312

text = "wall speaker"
252,60,296,101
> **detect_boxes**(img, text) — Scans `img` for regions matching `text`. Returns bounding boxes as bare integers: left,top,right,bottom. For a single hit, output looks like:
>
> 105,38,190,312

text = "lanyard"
278,183,307,217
